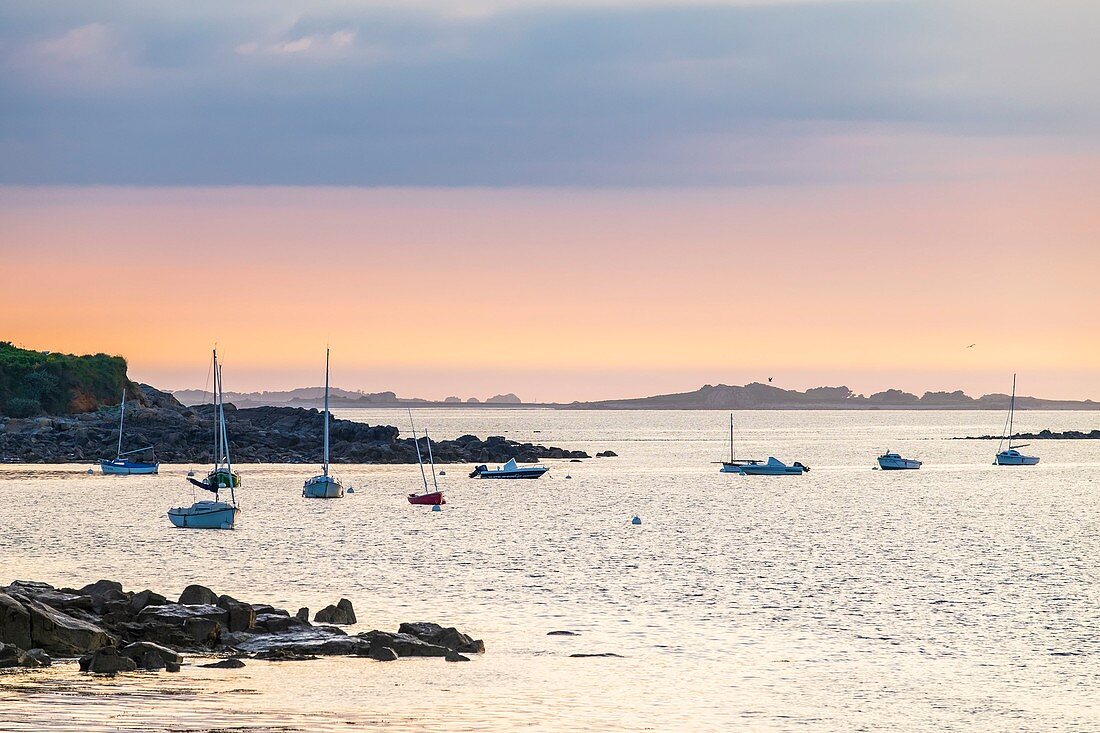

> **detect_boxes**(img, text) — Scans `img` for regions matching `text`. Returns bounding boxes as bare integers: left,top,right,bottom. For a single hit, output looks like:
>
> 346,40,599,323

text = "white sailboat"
719,412,808,475
995,373,1039,466
169,350,240,529
303,348,344,498
100,386,159,474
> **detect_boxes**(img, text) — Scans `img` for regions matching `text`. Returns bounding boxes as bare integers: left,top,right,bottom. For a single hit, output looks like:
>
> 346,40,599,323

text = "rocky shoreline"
0,384,590,464
0,579,484,673
953,429,1100,440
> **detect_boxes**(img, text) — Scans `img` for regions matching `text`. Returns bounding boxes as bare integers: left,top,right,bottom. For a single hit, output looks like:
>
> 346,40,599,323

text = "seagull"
768,377,773,383
967,344,976,348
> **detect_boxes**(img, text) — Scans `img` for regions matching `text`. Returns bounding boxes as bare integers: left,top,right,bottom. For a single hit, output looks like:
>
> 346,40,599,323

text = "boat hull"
723,457,807,476
408,491,446,505
303,475,345,498
100,459,159,475
470,468,548,479
168,501,238,529
995,451,1039,466
878,457,921,470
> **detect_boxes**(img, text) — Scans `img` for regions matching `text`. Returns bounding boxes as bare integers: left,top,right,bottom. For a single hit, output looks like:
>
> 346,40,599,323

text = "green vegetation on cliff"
0,342,129,416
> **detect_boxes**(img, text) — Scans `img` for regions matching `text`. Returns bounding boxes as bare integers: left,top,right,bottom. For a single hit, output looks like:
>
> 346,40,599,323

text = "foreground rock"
0,580,483,673
0,387,591,464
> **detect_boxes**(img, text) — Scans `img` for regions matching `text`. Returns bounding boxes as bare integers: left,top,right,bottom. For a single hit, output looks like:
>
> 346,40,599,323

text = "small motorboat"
469,458,549,479
727,457,808,476
877,451,921,470
407,411,445,505
994,374,1039,466
100,387,158,474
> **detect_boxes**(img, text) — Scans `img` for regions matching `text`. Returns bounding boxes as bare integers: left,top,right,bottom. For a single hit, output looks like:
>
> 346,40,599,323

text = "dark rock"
25,648,51,667
295,607,310,622
217,595,256,632
547,630,579,636
0,643,34,668
253,649,318,662
165,660,181,672
178,585,219,606
569,653,624,658
120,641,182,668
80,646,138,674
445,650,471,662
138,603,228,625
368,646,398,661
183,617,221,645
79,580,124,599
457,639,486,654
0,592,32,650
359,631,447,658
255,613,306,633
129,590,168,613
200,658,246,669
251,604,289,617
22,598,112,655
596,451,618,457
314,598,356,625
227,626,365,657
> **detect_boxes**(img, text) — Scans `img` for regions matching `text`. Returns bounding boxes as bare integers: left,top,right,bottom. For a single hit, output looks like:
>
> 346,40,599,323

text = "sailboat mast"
212,349,220,468
729,413,734,463
323,348,330,477
408,409,429,492
425,428,439,492
1008,373,1017,447
116,386,126,459
218,364,235,505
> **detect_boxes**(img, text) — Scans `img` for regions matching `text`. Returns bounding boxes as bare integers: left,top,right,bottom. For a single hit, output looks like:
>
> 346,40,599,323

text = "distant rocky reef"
0,384,589,464
0,578,483,672
954,429,1100,440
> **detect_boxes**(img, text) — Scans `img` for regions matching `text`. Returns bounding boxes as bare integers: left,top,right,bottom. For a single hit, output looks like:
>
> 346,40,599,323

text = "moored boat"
100,387,158,475
169,349,240,529
877,451,921,470
469,458,548,479
303,349,344,499
995,374,1039,466
407,410,445,505
718,413,807,475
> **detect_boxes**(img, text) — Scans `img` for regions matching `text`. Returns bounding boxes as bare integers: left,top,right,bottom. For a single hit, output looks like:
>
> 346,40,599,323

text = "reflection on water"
1,410,1098,731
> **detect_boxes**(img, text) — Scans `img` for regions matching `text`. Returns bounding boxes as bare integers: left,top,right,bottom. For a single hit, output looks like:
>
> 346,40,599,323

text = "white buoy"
631,516,641,525
432,504,442,512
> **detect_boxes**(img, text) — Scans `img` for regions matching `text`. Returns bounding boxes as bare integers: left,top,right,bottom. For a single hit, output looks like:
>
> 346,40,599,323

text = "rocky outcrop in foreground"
954,429,1100,440
0,579,484,672
0,384,590,464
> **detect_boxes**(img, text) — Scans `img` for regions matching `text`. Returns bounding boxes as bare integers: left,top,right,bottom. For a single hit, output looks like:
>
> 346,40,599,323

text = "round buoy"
631,516,641,525
565,475,572,479
86,468,94,475
432,504,442,512
347,487,355,493
439,470,446,476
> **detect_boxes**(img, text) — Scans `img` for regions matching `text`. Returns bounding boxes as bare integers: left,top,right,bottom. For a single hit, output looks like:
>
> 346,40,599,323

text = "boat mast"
116,386,126,459
425,428,440,492
218,363,235,505
729,413,734,463
323,348,330,478
212,349,220,469
1008,373,1017,449
408,409,429,493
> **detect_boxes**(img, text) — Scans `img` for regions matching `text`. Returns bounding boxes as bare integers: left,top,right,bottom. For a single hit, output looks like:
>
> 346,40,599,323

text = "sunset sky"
2,1,1098,401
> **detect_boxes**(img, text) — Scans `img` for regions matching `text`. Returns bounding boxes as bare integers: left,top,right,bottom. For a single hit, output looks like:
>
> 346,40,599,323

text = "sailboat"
719,412,808,475
168,350,240,529
995,373,1039,466
100,387,159,475
407,410,445,505
303,349,344,498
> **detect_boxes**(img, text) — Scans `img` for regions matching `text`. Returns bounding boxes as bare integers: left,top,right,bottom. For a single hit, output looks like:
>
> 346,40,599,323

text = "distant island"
172,382,1099,411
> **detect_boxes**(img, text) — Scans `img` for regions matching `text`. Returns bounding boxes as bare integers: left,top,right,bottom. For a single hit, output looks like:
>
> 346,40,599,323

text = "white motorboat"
877,451,921,470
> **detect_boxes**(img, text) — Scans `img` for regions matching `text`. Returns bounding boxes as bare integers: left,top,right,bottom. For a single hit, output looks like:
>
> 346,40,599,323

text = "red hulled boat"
407,491,445,506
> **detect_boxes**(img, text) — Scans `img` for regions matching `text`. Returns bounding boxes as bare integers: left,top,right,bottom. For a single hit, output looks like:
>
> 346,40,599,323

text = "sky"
1,0,1098,401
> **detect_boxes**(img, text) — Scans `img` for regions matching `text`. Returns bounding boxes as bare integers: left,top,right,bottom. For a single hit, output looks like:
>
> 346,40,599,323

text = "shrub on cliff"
0,342,129,416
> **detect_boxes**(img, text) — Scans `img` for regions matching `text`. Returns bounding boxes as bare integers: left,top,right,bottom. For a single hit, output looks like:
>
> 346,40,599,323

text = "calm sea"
1,409,1098,732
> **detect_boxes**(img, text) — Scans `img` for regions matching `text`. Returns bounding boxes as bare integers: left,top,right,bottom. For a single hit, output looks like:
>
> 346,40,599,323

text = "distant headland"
173,382,1099,411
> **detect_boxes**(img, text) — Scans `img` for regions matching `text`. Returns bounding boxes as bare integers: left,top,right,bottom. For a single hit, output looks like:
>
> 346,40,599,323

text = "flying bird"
967,343,976,348
768,377,773,383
